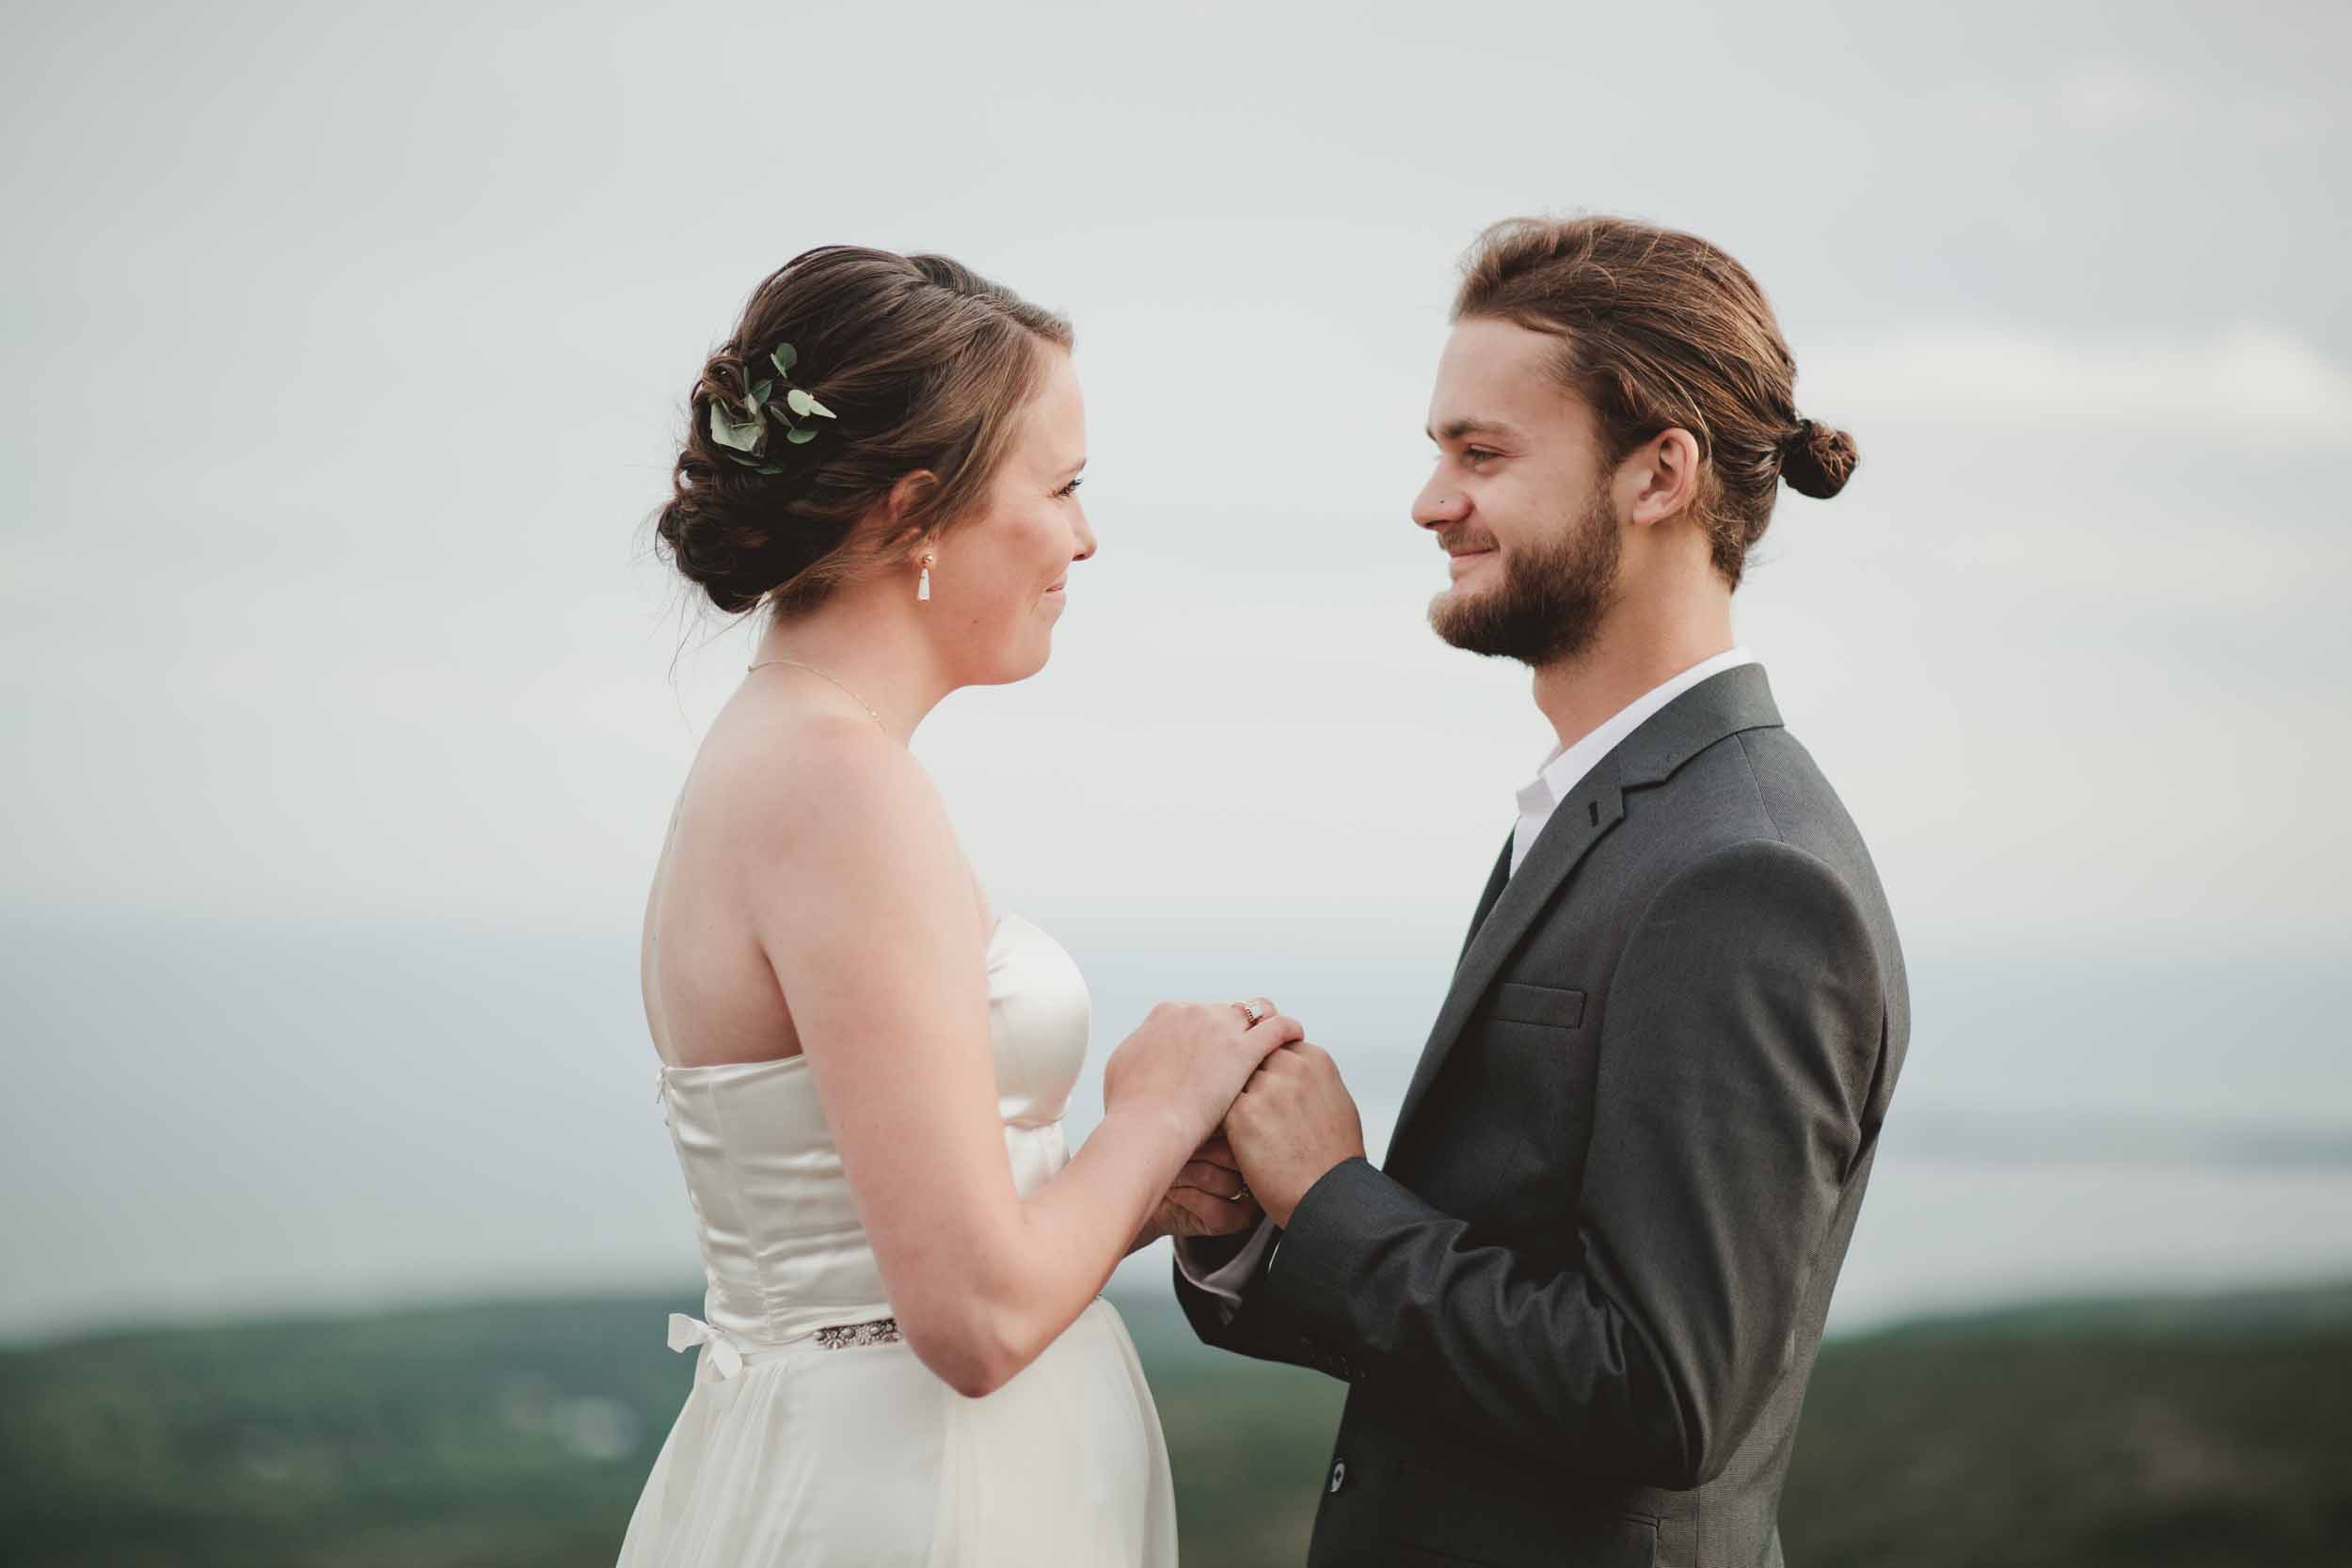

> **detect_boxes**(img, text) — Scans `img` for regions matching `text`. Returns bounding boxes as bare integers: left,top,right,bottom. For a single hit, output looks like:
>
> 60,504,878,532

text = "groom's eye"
1464,448,1501,465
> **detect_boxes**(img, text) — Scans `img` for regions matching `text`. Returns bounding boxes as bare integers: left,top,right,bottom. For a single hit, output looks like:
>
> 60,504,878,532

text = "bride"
616,245,1298,1566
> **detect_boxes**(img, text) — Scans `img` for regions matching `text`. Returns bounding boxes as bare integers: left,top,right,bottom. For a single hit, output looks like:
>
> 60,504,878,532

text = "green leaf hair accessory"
708,342,836,473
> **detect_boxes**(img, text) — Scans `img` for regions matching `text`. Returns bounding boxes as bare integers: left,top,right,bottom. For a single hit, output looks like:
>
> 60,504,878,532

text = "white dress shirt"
1174,645,1759,1308
1511,645,1756,875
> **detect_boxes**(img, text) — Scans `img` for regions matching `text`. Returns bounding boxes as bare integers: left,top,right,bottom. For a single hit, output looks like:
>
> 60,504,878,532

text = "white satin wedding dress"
616,911,1178,1566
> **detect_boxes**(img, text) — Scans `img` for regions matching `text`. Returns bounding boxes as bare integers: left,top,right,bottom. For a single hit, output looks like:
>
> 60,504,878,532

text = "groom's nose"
1413,474,1469,530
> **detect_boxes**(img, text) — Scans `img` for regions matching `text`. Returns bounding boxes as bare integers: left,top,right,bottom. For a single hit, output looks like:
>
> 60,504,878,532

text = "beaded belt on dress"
666,1312,903,1380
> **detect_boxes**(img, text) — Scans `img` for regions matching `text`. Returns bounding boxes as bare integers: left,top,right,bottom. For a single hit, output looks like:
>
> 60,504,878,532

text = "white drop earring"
917,553,933,602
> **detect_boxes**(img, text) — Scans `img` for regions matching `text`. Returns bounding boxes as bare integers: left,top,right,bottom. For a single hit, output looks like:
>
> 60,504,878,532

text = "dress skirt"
615,1296,1178,1566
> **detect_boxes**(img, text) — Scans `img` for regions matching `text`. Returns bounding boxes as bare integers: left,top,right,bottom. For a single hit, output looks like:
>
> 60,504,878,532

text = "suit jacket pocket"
1486,981,1587,1030
1391,1463,1656,1568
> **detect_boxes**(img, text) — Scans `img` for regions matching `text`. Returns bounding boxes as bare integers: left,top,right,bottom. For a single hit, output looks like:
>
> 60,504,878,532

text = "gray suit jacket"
1175,663,1909,1567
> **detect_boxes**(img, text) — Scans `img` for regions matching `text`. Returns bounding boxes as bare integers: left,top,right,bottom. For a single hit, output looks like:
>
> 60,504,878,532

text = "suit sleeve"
1170,1224,1325,1372
1257,838,1884,1486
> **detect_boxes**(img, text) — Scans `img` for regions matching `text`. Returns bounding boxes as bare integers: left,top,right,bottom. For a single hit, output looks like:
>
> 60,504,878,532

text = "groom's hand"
1225,1041,1365,1228
1142,1132,1263,1245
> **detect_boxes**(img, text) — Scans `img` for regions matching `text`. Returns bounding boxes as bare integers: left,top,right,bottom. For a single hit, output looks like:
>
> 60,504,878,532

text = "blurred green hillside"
2,1280,2346,1566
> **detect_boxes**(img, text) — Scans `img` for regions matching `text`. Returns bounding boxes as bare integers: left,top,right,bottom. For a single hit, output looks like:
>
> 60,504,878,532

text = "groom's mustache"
1436,526,1501,557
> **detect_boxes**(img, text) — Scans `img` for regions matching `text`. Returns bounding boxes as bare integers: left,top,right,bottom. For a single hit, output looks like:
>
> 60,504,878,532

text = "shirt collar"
1519,646,1758,813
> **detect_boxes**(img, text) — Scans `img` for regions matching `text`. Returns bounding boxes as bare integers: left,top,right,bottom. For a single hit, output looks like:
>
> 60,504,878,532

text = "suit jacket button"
1327,1459,1348,1494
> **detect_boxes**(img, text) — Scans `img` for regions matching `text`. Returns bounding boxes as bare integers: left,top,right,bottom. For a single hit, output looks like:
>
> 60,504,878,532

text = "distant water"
5,904,2347,1340
1106,1108,2352,1333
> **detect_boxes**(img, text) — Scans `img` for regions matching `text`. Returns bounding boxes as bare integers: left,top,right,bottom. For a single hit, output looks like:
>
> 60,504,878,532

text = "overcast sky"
4,0,2347,1338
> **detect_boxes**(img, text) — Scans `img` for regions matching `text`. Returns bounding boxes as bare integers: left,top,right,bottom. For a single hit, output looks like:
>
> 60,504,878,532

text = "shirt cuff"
1173,1216,1279,1306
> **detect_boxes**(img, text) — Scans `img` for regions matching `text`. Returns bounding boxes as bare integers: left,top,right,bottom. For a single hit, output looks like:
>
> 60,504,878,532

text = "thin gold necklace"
746,658,889,733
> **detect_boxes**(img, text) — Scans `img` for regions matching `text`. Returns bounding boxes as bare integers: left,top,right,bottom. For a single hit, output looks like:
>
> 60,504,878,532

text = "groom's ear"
1619,427,1703,532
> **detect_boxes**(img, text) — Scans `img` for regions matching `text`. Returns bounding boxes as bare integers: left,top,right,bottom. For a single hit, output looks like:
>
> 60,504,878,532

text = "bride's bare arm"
744,724,1283,1397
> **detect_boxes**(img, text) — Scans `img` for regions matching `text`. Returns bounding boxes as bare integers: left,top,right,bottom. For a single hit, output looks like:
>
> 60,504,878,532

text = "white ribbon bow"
667,1312,745,1381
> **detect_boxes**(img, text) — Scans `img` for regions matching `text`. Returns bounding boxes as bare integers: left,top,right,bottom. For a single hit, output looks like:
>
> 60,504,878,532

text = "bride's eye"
1054,477,1086,499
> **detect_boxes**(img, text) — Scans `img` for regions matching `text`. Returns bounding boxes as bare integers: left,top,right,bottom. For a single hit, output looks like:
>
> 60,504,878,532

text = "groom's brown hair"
1453,215,1858,590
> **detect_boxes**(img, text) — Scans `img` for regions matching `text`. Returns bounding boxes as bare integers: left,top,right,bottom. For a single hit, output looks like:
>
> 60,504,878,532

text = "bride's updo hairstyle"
658,246,1074,616
1453,215,1859,590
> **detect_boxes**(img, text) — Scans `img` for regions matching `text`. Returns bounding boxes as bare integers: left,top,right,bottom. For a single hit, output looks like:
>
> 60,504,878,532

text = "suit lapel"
1391,766,1629,1144
1459,837,1513,961
1387,664,1787,1151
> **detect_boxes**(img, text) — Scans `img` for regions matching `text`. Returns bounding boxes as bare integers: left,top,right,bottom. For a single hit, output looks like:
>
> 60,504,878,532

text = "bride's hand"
1104,1000,1303,1148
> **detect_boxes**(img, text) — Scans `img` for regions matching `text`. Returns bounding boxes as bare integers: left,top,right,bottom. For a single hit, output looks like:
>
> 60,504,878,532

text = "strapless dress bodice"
622,908,1176,1567
653,912,1090,1347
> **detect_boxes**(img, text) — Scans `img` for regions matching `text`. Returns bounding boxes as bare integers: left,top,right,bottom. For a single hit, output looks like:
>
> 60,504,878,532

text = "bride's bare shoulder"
695,704,955,871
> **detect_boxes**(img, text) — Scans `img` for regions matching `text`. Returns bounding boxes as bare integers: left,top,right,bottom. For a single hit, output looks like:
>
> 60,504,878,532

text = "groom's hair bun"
1778,419,1859,501
655,246,1073,616
1453,214,1858,592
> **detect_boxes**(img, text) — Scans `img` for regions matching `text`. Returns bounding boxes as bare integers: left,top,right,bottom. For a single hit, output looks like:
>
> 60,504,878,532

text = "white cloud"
1804,326,2352,451
2047,59,2338,147
2055,62,2185,135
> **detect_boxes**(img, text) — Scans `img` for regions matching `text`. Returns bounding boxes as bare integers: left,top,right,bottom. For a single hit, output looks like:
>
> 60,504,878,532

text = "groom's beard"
1427,484,1622,665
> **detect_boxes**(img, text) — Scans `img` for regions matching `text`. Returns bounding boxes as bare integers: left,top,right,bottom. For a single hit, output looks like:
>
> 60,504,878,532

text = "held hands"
1222,1040,1364,1228
1104,999,1303,1149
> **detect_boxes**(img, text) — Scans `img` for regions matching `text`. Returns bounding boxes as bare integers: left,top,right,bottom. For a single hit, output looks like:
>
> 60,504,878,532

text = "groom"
1175,214,1910,1567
